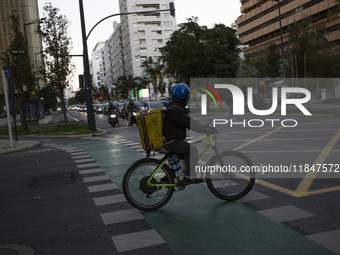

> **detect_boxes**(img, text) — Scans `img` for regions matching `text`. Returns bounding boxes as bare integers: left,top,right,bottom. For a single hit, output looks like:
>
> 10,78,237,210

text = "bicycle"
122,133,255,211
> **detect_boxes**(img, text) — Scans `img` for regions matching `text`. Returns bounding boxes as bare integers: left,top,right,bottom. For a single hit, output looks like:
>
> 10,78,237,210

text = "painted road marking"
87,183,119,193
74,158,95,164
307,229,340,255
78,168,104,175
70,151,88,156
72,154,91,159
83,175,111,183
112,229,165,252
295,129,340,196
77,162,99,169
258,205,315,223
236,190,270,203
93,194,126,206
100,209,144,225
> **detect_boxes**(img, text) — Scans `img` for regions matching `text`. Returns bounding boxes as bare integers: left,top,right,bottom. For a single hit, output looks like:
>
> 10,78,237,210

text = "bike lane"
69,137,337,255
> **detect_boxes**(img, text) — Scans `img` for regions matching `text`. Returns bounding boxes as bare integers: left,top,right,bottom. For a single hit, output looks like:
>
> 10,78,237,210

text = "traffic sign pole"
2,70,13,148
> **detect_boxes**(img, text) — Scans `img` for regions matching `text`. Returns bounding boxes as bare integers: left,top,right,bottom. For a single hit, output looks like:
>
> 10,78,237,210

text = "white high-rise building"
104,0,176,93
91,42,106,88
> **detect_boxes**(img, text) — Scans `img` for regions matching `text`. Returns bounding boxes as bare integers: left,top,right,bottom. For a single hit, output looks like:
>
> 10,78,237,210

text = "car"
142,101,168,112
287,92,305,99
96,104,105,114
160,96,172,102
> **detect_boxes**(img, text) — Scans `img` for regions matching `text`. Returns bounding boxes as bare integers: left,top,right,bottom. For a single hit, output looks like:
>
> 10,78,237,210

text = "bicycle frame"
147,134,217,187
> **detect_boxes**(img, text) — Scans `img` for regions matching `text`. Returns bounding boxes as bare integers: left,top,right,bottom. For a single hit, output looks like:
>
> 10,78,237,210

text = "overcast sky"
37,0,242,90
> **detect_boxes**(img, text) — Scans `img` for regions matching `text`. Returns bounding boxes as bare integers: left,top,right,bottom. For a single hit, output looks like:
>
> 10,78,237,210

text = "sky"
37,0,242,90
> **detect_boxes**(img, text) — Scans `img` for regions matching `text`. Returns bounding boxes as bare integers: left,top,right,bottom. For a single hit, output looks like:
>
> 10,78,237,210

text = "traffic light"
169,2,175,17
79,75,84,89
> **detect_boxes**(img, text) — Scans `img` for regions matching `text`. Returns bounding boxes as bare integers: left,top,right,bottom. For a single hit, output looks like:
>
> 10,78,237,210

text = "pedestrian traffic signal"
169,2,175,17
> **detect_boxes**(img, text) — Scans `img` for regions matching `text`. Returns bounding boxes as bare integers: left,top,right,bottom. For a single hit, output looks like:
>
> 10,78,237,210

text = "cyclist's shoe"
182,177,204,185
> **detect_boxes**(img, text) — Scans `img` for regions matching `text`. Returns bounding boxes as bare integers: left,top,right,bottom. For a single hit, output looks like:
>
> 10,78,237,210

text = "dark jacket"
163,98,206,142
127,103,137,112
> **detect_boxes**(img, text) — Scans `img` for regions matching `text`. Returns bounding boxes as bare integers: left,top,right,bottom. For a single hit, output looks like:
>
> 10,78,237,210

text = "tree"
75,89,86,104
115,75,147,99
160,19,241,85
98,85,109,102
0,13,36,92
38,83,58,113
287,18,340,78
141,57,166,96
0,12,36,123
38,3,74,127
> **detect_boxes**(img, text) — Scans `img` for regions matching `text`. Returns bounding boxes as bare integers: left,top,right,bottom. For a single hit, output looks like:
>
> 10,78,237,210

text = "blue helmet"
171,83,191,100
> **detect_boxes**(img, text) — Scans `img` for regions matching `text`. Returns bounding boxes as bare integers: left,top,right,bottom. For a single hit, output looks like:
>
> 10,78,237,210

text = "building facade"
236,0,340,54
91,42,106,89
103,0,177,98
0,0,43,95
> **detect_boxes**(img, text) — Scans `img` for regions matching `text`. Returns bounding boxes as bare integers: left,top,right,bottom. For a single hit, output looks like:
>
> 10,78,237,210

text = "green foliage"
287,18,340,78
115,75,147,99
238,44,281,78
38,3,75,126
141,57,167,95
75,89,86,104
160,19,241,85
68,97,77,105
38,83,58,113
0,13,36,93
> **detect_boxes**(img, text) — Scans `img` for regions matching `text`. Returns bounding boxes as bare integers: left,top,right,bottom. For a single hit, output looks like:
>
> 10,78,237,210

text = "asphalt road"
1,110,339,254
66,110,340,253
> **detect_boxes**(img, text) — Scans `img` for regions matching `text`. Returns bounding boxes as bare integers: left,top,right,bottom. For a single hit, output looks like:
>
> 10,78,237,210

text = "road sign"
4,68,11,77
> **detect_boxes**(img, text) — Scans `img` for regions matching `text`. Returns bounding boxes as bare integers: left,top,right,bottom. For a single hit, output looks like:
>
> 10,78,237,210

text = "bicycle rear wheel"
206,151,255,201
122,158,175,211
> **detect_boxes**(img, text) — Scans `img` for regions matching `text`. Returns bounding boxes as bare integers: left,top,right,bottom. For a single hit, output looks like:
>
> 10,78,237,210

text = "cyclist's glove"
205,127,218,135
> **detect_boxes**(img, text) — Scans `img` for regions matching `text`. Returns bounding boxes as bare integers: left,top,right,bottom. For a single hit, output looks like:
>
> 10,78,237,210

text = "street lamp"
24,18,46,44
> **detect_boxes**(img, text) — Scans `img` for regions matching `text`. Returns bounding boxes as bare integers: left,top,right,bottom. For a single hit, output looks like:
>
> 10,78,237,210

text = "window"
295,6,303,13
163,21,172,27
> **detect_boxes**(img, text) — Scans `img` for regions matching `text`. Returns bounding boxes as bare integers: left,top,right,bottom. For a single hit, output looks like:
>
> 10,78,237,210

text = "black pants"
163,139,198,177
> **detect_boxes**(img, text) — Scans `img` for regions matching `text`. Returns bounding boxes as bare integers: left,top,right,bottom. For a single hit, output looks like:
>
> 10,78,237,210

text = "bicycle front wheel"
122,158,175,211
206,151,255,201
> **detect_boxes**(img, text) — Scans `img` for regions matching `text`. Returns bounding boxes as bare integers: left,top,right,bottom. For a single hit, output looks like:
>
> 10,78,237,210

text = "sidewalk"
0,115,52,154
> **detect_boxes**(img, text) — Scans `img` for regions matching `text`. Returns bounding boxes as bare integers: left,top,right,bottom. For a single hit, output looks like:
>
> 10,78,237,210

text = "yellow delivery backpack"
136,108,165,152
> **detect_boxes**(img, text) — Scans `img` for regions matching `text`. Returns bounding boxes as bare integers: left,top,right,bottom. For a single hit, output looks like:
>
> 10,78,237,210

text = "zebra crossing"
42,141,170,253
42,137,340,255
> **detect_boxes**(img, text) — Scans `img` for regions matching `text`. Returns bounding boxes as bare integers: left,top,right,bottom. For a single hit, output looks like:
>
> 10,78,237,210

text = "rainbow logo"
198,82,223,107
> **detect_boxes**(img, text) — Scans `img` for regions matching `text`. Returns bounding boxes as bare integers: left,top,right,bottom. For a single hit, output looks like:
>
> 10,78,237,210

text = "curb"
0,140,41,155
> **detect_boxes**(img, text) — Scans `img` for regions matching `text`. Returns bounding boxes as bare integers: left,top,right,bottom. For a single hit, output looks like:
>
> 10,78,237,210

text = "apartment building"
236,0,340,54
104,0,177,95
0,0,43,91
91,42,106,89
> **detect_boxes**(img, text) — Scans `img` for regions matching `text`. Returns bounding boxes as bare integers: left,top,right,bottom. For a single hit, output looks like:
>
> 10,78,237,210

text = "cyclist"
163,83,217,183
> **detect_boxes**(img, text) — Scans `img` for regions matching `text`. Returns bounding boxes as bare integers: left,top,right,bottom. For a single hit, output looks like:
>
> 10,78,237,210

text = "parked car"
160,96,172,102
142,101,168,112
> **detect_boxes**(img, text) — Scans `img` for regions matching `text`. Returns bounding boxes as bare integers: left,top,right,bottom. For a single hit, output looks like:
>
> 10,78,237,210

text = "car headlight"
110,114,116,118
